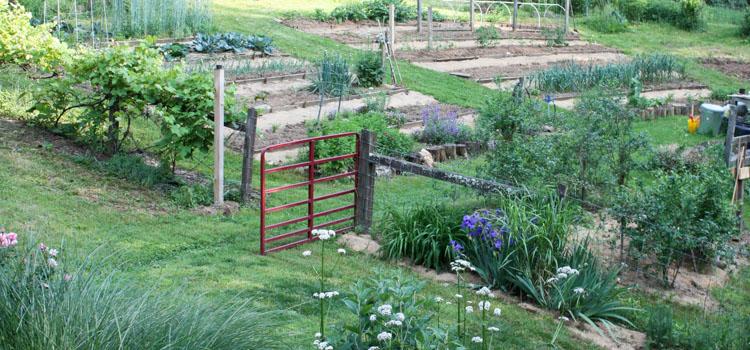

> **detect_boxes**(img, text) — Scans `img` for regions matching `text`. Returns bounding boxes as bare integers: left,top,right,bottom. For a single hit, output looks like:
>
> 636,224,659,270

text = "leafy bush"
542,27,568,47
475,26,502,47
307,111,413,174
169,182,214,208
160,42,189,60
616,146,739,285
329,0,423,22
0,240,279,350
622,0,705,30
679,0,705,31
331,3,368,22
620,0,649,22
414,105,474,145
0,3,70,73
742,9,750,37
72,153,177,188
645,305,676,349
379,203,465,272
190,33,276,55
355,52,384,88
309,51,353,97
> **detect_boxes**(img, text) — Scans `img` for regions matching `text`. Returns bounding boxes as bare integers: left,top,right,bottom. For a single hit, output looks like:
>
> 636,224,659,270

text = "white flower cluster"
487,326,500,332
312,229,336,241
377,304,392,315
494,308,502,316
573,287,586,294
450,259,475,272
312,291,340,299
395,312,405,321
556,266,580,279
435,296,443,303
370,314,377,322
313,340,333,350
337,248,346,254
476,286,495,298
471,336,483,343
368,347,379,350
385,320,402,327
377,332,392,341
465,306,474,313
303,250,312,256
558,316,570,322
478,300,491,311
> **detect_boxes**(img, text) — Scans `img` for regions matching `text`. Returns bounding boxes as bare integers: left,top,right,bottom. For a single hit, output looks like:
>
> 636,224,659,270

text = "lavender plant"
415,105,473,145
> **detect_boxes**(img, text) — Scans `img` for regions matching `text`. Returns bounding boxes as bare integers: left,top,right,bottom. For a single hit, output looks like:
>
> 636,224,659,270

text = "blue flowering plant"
414,105,474,145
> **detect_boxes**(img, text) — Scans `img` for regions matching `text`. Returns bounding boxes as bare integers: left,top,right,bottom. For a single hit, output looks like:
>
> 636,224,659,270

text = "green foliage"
72,153,177,188
379,204,465,272
355,52,384,88
329,0,426,23
331,3,368,22
475,26,502,47
311,8,332,21
620,0,649,22
742,9,750,37
169,182,213,208
415,105,474,145
190,33,276,55
679,0,706,31
160,42,190,60
620,0,705,30
542,27,568,47
309,51,353,97
0,243,279,350
108,0,213,38
307,111,413,174
645,305,676,349
583,7,629,33
0,3,70,73
527,53,685,93
615,145,739,285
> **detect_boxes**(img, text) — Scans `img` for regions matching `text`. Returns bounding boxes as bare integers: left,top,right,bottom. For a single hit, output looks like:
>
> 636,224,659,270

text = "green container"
698,103,726,136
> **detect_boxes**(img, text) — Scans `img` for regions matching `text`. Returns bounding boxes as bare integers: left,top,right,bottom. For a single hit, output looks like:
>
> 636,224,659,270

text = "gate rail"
259,132,359,255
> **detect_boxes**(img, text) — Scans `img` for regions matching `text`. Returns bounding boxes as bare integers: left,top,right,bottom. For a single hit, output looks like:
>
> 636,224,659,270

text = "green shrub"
679,0,705,31
415,105,474,145
379,203,465,272
169,182,213,208
475,26,502,47
625,0,705,30
331,3,368,22
309,51,353,97
542,27,568,46
0,2,70,73
355,52,384,88
645,305,676,349
307,111,413,174
742,9,750,37
361,0,417,22
620,0,649,21
584,7,629,33
72,153,177,188
0,241,279,350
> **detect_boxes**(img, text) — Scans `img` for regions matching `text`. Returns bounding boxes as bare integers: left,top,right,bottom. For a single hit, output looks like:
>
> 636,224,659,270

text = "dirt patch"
569,322,647,350
455,57,620,81
412,52,624,73
699,57,750,81
393,44,617,62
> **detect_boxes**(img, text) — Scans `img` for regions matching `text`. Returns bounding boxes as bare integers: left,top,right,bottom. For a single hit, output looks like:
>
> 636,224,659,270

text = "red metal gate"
259,132,359,255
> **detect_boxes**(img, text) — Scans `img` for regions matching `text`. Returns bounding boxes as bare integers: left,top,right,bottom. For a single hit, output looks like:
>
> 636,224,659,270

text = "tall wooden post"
89,0,95,47
417,0,423,33
355,129,378,233
726,105,737,166
214,65,225,206
513,0,519,31
470,0,475,31
565,0,571,33
241,108,258,205
428,7,433,49
389,4,395,46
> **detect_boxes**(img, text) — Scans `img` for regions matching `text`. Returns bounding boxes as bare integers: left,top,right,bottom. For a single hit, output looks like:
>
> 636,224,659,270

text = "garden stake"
74,0,78,44
89,0,94,47
316,62,329,122
102,0,108,43
732,145,745,205
43,0,47,24
56,0,61,40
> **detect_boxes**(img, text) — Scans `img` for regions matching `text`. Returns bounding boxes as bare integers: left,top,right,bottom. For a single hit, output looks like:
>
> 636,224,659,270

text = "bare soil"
394,44,617,62
699,57,750,80
412,52,624,73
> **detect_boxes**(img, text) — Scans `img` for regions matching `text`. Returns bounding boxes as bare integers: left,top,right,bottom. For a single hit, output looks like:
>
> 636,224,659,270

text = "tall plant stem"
320,240,326,337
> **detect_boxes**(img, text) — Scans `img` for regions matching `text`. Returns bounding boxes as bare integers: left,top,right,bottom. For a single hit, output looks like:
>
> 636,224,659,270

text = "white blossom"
377,332,392,341
471,336,483,343
465,306,474,313
48,258,58,268
450,259,475,272
435,296,443,303
338,248,346,254
370,314,377,322
573,287,585,294
556,273,568,279
479,300,491,311
315,333,322,338
488,326,500,332
385,320,402,327
558,316,570,322
48,249,58,257
395,312,405,321
546,277,559,284
445,301,452,305
302,251,312,256
455,294,463,299
493,308,502,316
368,347,380,350
377,304,392,315
476,286,494,297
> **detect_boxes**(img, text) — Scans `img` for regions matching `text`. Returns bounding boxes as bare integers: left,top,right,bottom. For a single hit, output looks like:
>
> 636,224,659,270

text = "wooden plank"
449,72,472,79
368,153,525,194
434,56,479,62
241,108,258,205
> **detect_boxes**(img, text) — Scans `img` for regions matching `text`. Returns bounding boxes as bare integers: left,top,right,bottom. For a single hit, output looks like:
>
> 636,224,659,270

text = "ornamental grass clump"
415,105,474,145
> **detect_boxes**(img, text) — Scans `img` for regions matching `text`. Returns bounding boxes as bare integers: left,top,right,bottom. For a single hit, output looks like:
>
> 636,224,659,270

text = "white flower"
377,304,392,315
476,286,493,297
488,326,500,332
479,300,491,311
377,332,392,341
312,229,337,241
445,301,452,305
442,283,450,287
370,314,377,322
368,347,380,350
471,336,483,343
315,333,322,338
558,316,570,322
494,308,502,316
465,306,474,313
48,258,58,268
337,248,346,254
48,249,58,257
385,320,402,327
455,294,463,299
556,273,568,279
435,296,443,302
450,259,475,272
569,269,580,276
467,300,473,304
313,339,320,345
302,250,312,256
395,312,405,321
573,287,585,294
546,277,559,284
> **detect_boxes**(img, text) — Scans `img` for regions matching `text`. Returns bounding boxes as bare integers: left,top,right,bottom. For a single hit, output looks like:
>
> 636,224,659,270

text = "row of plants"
0,226,278,349
313,0,446,23
526,53,686,93
160,32,276,59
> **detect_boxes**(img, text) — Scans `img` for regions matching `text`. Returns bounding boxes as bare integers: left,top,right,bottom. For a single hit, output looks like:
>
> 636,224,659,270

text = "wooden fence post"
470,0,475,31
726,105,737,166
389,4,395,46
513,0,519,31
428,7,433,49
241,108,258,205
355,129,377,233
214,65,225,206
565,0,571,33
417,0,422,33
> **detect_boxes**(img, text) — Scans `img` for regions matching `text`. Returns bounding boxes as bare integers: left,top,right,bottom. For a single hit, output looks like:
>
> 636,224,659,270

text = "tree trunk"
107,101,120,155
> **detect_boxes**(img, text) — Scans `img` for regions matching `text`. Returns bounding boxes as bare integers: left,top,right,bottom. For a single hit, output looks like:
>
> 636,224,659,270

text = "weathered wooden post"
513,0,519,31
428,7,433,49
726,104,737,166
241,108,258,205
89,0,95,46
389,4,395,47
470,0,475,31
214,65,225,206
417,0,423,33
355,129,378,233
565,0,571,33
